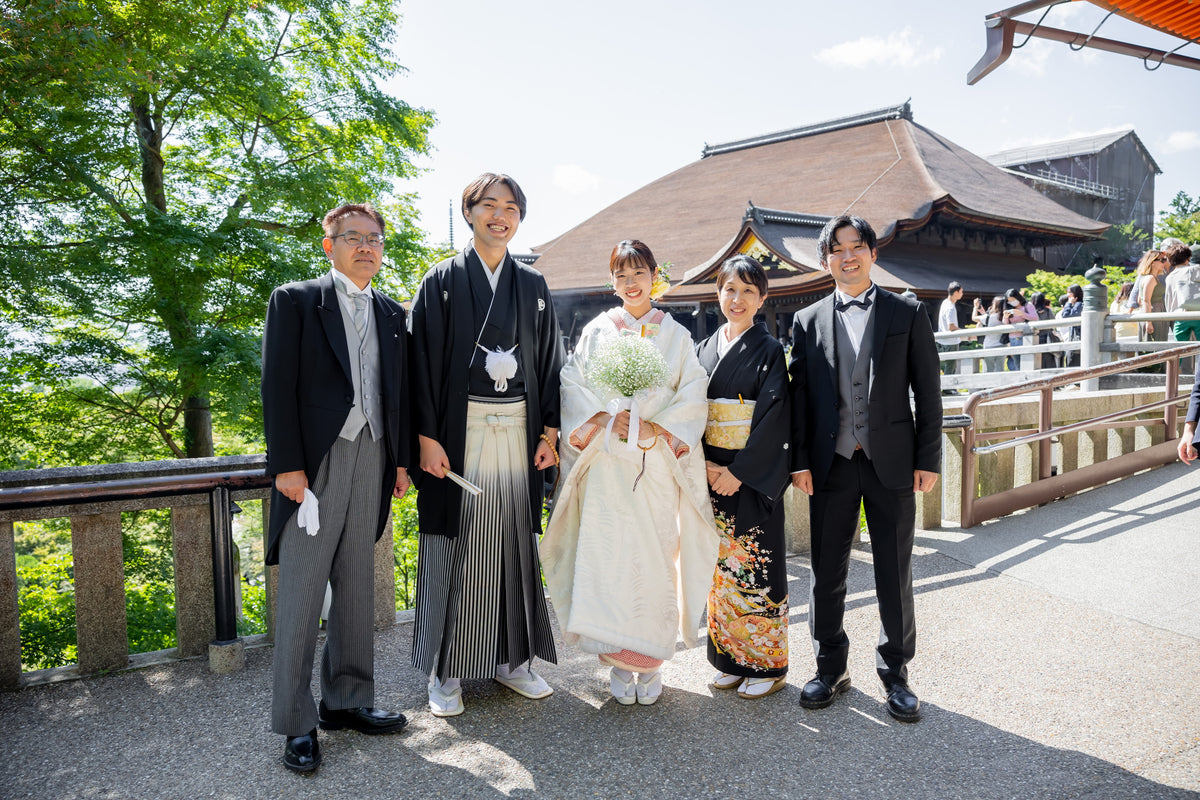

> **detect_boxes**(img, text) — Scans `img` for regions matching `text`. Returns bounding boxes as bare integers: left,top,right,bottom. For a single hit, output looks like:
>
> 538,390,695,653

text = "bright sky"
388,0,1200,255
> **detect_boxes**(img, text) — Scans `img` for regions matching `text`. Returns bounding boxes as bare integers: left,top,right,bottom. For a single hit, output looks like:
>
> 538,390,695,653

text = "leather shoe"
318,700,408,734
282,729,320,773
798,671,851,709
885,682,921,723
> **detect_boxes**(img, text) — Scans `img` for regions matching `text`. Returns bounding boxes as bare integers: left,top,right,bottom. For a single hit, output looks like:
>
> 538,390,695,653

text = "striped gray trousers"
411,398,557,681
271,430,385,736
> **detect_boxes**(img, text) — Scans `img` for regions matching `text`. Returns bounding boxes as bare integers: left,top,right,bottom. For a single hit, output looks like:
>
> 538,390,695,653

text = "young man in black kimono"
407,173,564,716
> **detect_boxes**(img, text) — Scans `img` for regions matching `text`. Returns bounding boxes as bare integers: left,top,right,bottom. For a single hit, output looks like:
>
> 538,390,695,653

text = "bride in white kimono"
541,239,718,706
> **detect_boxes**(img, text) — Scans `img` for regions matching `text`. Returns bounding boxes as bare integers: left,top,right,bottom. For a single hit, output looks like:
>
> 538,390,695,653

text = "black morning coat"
407,247,564,538
788,287,942,492
695,321,793,513
260,271,409,565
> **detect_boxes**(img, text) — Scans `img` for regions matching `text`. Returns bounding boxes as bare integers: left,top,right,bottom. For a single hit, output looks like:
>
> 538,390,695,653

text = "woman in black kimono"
696,255,792,699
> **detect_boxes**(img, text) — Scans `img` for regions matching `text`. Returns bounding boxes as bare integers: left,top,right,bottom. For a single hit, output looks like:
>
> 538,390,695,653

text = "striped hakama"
411,398,557,680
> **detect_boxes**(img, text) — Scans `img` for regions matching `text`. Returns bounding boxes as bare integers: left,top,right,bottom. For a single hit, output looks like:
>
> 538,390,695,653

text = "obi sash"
704,398,755,450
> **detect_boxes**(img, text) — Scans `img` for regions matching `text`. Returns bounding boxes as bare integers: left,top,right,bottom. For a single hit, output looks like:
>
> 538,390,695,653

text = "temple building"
526,102,1108,342
987,129,1160,269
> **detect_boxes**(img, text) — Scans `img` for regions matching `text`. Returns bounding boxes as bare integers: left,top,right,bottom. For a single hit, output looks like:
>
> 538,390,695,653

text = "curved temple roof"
530,102,1106,294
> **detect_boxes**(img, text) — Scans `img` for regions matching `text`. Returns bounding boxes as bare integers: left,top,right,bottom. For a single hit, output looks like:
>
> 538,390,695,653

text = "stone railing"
0,457,399,689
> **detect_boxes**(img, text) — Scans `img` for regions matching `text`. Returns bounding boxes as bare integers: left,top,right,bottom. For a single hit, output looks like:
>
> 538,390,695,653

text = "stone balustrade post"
1,521,20,688
1081,266,1109,392
71,512,128,674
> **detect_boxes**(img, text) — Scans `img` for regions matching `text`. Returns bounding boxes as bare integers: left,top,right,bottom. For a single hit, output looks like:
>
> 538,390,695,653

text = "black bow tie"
835,297,872,313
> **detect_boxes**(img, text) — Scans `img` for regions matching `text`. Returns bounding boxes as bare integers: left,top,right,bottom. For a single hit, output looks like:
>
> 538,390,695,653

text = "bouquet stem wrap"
604,396,642,453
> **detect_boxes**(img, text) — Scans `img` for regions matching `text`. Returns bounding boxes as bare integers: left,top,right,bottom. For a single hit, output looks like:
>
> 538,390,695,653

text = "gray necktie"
352,293,369,340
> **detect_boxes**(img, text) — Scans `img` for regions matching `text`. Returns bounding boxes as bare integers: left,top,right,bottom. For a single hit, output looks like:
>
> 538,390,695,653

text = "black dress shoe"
283,729,321,773
885,682,921,723
319,700,408,734
798,671,851,709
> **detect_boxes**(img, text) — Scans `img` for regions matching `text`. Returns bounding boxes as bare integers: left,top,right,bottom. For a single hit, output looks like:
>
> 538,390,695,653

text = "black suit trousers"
809,450,916,684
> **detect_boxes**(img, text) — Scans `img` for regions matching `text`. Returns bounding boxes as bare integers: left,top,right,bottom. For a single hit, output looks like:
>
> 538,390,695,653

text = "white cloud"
552,164,600,194
1163,131,1200,153
813,27,943,69
1008,38,1053,77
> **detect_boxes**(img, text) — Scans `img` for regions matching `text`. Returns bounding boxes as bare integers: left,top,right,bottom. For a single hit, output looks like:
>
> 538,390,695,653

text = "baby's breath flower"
588,333,668,397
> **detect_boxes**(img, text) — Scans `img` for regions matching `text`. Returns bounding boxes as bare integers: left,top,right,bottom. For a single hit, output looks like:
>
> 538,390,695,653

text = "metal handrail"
958,343,1200,528
0,458,272,654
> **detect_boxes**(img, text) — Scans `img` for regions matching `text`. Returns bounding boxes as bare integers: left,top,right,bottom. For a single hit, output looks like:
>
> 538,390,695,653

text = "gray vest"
337,296,384,442
834,313,874,460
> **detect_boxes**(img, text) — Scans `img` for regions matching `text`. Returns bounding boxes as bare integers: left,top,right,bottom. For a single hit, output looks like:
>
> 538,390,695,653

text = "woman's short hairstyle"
609,239,657,274
322,203,386,237
817,215,877,263
461,173,527,221
715,254,769,296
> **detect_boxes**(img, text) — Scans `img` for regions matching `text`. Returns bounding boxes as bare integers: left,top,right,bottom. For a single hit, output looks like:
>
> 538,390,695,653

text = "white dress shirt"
834,284,875,355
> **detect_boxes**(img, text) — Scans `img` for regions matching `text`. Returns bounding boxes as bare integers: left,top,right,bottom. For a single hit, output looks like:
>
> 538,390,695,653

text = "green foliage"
1156,191,1200,246
125,582,177,653
393,491,419,610
1024,267,1135,307
0,0,437,460
16,552,78,670
238,580,268,637
1075,221,1150,269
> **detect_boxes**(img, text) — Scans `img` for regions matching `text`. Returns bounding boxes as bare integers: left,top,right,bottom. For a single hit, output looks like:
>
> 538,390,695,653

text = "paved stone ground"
3,462,1198,799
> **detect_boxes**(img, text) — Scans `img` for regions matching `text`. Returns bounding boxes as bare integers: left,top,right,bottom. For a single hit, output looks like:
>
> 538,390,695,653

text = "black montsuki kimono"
696,322,791,678
408,247,564,537
407,247,564,678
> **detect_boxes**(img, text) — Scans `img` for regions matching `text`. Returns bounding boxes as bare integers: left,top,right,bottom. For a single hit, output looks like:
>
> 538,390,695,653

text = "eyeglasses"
1155,256,1169,262
330,231,385,248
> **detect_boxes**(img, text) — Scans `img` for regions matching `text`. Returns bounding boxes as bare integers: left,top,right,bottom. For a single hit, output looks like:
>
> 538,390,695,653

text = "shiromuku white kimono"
541,308,719,661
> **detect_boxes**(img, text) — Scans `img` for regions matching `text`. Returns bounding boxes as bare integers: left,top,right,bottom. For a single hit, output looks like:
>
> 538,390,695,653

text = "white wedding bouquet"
588,333,668,398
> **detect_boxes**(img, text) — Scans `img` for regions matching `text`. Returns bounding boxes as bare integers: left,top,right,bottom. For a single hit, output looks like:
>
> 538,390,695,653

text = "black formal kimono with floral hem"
696,322,791,678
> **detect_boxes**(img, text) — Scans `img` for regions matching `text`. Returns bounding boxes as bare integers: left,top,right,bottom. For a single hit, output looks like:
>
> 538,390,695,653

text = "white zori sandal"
635,670,662,705
710,671,743,690
737,675,787,699
610,667,637,705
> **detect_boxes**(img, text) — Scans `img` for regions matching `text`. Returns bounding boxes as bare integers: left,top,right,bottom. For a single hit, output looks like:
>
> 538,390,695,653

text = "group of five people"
260,173,943,774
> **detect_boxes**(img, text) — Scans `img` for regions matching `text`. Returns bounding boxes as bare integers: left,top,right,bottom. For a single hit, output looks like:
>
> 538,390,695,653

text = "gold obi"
704,398,755,450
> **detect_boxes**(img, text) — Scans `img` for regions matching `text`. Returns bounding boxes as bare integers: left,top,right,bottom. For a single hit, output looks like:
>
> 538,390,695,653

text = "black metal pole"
209,486,238,643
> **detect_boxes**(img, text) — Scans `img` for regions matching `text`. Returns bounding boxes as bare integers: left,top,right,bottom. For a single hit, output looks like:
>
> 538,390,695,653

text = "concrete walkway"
4,463,1199,799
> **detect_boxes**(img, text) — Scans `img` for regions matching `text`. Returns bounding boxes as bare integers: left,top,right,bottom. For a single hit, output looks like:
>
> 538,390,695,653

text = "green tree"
1156,191,1200,246
1025,266,1135,307
0,0,435,461
1072,220,1149,270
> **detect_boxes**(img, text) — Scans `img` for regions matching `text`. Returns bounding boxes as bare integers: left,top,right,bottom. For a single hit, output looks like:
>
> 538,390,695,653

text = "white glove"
297,488,320,536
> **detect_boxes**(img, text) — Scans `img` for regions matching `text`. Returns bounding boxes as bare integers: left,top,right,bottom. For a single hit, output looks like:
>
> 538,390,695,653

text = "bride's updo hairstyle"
609,239,657,274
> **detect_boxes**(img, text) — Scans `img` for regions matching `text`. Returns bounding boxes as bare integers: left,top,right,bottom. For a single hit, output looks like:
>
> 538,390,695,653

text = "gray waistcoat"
337,298,384,442
834,313,875,460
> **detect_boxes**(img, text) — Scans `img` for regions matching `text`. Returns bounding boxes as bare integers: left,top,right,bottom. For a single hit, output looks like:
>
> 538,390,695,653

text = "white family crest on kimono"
541,308,719,661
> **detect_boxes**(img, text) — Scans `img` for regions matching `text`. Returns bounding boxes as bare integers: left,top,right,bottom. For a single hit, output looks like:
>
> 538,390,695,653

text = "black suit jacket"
1188,358,1200,446
261,271,409,565
788,287,942,492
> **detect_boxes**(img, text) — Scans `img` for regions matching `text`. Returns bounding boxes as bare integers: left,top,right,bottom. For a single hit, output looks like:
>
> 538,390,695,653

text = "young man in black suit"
788,215,942,723
261,203,411,773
